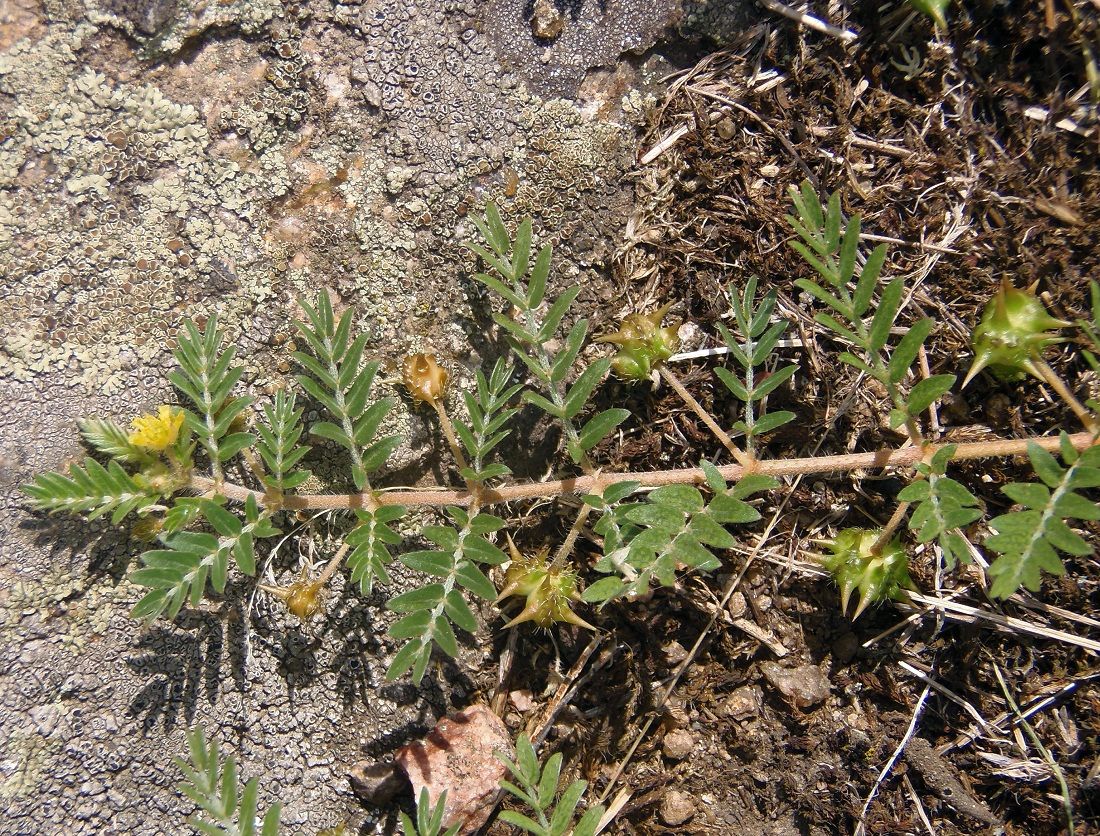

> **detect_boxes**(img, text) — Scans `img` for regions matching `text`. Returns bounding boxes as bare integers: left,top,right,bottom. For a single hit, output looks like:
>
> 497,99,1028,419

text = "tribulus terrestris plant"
25,184,1100,830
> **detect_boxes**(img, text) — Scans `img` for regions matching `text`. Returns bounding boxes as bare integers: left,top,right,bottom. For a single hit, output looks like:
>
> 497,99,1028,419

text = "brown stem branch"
550,502,594,570
873,501,911,554
1031,359,1099,434
192,431,1097,511
658,365,755,470
432,399,478,498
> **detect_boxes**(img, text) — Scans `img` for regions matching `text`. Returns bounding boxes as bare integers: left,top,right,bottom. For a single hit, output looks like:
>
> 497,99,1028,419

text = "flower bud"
402,353,449,405
264,577,326,621
496,536,595,630
598,304,680,381
963,281,1069,387
131,515,164,542
816,528,913,619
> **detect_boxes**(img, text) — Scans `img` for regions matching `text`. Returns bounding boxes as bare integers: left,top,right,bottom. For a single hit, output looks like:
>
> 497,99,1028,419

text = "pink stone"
395,704,514,835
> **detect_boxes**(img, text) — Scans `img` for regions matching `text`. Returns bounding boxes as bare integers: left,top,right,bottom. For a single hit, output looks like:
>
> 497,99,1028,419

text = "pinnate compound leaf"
294,294,391,489
23,458,160,522
176,725,281,836
900,446,982,569
78,418,151,464
985,436,1100,598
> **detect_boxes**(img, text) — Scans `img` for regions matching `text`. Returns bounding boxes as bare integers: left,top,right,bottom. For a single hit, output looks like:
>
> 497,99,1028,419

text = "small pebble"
663,640,688,666
530,0,565,39
760,661,831,709
347,761,404,806
722,684,763,720
659,790,695,826
661,729,694,761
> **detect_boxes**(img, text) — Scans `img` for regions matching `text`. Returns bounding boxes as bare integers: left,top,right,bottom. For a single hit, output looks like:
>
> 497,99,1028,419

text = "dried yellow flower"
285,579,325,620
597,304,680,380
128,405,185,451
131,515,165,542
402,353,449,405
263,577,326,621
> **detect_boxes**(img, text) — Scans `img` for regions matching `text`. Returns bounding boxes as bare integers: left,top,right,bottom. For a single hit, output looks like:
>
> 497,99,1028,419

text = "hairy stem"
317,541,351,585
431,398,478,500
550,501,594,570
872,501,911,555
658,365,755,470
193,431,1096,511
1031,359,1099,434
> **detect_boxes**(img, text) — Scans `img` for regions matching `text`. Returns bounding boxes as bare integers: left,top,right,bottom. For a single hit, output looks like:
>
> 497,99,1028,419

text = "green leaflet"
176,725,281,836
497,734,605,836
399,788,460,836
985,436,1100,598
346,506,405,594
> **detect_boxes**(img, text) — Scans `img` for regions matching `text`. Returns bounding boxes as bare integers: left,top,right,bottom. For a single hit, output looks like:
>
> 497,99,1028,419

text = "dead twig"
756,0,858,43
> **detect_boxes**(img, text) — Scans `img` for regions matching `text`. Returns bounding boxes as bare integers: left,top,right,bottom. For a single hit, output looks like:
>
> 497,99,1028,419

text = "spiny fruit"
496,536,595,630
598,304,680,380
963,280,1069,387
817,528,914,619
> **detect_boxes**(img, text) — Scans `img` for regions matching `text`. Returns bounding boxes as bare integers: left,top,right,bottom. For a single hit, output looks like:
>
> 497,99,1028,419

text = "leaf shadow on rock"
124,604,250,733
19,510,136,584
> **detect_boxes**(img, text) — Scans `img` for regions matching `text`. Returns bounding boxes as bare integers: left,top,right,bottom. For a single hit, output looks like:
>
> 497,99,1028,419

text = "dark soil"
483,4,1100,835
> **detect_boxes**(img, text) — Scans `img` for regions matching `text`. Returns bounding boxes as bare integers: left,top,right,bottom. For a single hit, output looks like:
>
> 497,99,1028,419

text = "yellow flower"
128,405,185,451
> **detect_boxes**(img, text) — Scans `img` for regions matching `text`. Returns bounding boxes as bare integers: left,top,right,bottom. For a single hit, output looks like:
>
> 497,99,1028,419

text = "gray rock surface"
0,0,739,831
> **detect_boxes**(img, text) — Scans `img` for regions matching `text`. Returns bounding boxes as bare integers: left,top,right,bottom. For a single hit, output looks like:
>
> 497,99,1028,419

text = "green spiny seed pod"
598,303,680,381
963,280,1069,387
495,536,595,630
817,528,913,619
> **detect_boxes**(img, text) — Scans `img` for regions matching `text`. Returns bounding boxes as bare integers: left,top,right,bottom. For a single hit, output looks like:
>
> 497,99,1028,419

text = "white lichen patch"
0,730,59,800
0,25,290,389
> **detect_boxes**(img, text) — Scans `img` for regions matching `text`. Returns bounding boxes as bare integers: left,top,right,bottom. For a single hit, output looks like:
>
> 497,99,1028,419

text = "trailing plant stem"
317,541,351,586
550,500,594,570
1031,358,1100,434
658,365,755,470
192,431,1096,510
872,501,911,555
